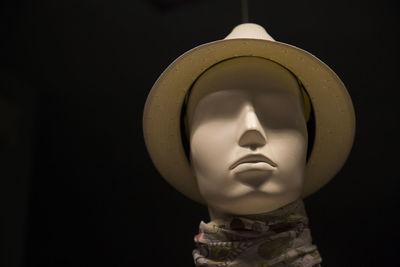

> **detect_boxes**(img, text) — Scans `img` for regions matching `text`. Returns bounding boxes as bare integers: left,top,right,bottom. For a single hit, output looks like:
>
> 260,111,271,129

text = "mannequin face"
187,57,308,215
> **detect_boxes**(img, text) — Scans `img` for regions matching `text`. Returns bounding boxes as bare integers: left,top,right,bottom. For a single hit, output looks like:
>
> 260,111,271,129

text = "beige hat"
143,23,356,204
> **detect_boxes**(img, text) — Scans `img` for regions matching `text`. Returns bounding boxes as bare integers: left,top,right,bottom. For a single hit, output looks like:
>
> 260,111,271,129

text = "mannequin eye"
196,95,244,120
254,95,305,129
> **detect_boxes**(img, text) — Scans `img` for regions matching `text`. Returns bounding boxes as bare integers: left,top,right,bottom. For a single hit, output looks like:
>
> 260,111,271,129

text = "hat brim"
143,38,355,204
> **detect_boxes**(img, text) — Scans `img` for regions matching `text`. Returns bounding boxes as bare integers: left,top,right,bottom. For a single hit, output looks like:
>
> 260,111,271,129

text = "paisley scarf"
193,199,322,267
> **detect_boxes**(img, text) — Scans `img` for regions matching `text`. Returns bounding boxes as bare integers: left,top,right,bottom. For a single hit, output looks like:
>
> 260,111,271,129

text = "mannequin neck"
207,197,301,221
207,206,231,221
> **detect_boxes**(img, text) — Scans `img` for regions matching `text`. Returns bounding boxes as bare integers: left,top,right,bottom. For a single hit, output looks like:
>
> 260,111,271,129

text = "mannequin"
187,57,322,266
142,23,355,267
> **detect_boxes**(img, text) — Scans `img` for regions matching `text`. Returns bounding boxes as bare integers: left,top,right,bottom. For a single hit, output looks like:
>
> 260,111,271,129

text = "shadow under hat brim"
143,38,356,204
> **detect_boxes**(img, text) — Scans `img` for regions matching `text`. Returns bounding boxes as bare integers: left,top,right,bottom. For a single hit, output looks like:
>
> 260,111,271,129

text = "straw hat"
143,23,355,204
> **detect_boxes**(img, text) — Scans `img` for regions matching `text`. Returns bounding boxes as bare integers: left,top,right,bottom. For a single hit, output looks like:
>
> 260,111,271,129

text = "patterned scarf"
193,199,322,267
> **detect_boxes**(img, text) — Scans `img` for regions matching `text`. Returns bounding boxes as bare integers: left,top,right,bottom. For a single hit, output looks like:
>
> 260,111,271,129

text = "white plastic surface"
188,57,308,215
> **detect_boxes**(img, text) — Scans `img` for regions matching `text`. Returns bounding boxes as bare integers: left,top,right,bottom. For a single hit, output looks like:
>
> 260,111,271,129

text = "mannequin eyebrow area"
186,56,306,132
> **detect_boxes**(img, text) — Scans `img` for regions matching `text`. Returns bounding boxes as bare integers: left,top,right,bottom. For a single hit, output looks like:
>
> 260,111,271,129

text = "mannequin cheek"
269,131,307,174
190,122,236,177
189,136,222,182
271,128,307,154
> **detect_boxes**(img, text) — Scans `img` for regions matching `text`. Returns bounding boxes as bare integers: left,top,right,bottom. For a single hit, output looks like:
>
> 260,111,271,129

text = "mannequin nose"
238,107,267,149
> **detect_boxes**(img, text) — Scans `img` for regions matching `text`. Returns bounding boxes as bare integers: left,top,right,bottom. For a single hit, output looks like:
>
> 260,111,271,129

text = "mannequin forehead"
187,57,303,125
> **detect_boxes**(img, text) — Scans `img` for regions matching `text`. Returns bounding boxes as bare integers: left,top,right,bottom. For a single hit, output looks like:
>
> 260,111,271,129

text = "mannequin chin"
187,57,308,217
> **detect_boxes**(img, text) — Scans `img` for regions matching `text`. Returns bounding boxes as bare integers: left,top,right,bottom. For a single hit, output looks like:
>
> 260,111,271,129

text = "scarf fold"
193,199,322,267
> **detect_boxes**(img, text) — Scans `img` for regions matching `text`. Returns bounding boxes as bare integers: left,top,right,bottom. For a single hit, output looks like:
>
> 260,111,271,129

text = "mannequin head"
186,57,308,216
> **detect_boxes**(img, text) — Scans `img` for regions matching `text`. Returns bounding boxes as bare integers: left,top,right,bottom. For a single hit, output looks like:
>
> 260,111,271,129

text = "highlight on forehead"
185,56,306,127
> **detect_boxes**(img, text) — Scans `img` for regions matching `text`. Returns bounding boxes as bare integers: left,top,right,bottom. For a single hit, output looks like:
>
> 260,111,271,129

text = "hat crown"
225,23,275,41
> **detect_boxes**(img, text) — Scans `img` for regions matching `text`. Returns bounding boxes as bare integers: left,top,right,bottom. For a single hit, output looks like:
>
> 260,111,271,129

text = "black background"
1,0,399,266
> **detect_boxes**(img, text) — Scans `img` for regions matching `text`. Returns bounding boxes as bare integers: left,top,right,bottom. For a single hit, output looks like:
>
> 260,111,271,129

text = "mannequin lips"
229,154,277,170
